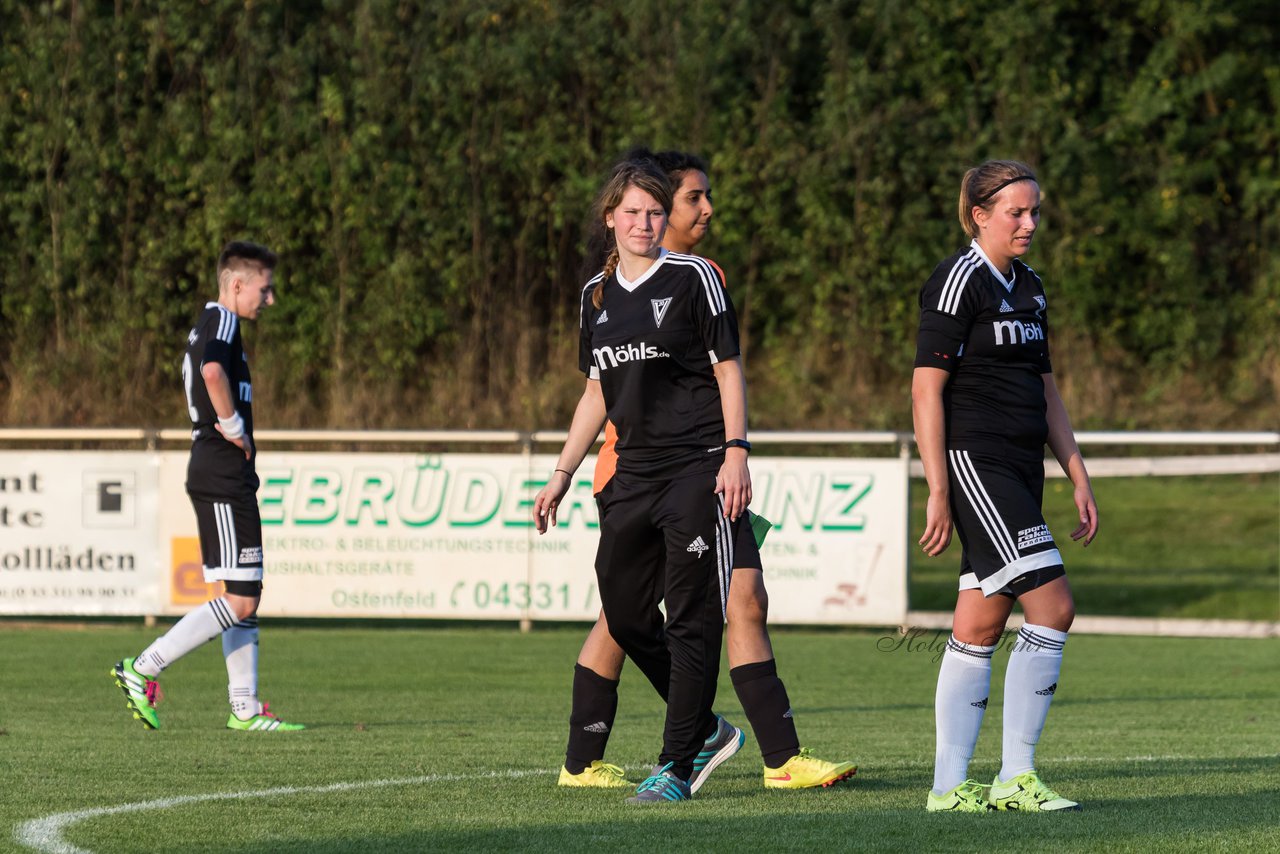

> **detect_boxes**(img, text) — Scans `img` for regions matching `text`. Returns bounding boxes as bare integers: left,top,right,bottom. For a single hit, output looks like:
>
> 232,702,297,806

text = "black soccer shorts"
734,511,765,573
946,449,1065,598
189,491,264,583
595,473,761,618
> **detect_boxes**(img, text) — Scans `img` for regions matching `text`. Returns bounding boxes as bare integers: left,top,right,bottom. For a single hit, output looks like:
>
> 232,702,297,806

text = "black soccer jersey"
915,241,1053,462
183,301,258,494
579,250,741,480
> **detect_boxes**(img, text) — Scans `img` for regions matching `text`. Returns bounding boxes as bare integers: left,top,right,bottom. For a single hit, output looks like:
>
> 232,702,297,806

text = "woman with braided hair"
534,156,751,803
552,148,855,796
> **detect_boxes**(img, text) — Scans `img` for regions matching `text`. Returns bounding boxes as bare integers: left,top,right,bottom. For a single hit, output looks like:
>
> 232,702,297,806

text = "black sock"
564,664,620,774
731,659,800,768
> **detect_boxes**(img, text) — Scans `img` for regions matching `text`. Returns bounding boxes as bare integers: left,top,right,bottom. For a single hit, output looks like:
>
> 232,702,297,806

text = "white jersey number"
182,353,199,423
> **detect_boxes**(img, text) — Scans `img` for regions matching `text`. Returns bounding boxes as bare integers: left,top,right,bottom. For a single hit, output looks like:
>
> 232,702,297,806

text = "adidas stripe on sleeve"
579,274,604,379
200,303,239,372
915,249,982,371
668,253,739,365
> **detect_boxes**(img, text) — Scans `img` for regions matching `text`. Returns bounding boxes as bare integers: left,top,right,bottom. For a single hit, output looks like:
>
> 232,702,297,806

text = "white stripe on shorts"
960,549,1065,597
714,495,734,621
214,503,228,568
215,502,238,569
203,565,264,583
948,450,1018,566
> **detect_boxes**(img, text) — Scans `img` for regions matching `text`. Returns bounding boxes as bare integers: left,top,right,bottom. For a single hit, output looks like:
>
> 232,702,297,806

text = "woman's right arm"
912,367,952,556
532,379,607,533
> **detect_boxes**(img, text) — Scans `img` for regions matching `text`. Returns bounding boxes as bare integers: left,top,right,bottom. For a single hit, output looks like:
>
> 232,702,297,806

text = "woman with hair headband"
914,160,1098,813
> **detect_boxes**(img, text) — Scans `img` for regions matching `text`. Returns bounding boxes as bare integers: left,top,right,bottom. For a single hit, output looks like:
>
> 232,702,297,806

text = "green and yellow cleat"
926,779,995,812
226,702,305,732
989,770,1080,811
111,658,160,730
558,760,631,788
763,747,857,789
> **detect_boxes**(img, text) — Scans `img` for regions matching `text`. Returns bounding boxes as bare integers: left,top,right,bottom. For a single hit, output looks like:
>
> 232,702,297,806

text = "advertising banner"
157,451,908,624
157,452,604,620
0,452,161,615
751,457,908,624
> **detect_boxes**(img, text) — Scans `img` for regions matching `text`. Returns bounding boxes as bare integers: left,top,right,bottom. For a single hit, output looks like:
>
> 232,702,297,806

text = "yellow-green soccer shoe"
558,760,631,788
763,747,857,789
926,779,995,813
989,771,1080,811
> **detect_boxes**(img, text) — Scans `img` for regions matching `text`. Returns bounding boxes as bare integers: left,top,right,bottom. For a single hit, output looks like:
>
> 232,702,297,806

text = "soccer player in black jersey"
111,241,303,732
556,149,854,792
914,161,1097,812
534,158,754,803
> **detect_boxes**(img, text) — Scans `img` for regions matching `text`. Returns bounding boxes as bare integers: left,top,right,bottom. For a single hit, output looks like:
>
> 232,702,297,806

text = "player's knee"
727,571,768,625
223,580,262,621
953,626,1005,647
727,587,768,628
227,597,259,621
952,614,1008,647
1020,572,1075,631
1045,600,1075,632
601,611,645,646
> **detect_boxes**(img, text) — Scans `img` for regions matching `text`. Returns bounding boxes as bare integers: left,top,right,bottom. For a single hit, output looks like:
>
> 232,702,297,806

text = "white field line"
14,769,546,854
16,753,1279,854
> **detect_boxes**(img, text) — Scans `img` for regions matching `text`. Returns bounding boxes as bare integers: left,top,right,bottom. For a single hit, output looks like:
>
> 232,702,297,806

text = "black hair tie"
976,174,1035,205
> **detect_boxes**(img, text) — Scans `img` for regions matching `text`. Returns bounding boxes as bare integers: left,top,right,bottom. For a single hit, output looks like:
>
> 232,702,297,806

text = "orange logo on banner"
170,537,224,605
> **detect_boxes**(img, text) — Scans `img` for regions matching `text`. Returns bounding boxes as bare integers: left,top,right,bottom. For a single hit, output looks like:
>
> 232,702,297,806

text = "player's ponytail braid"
594,246,620,308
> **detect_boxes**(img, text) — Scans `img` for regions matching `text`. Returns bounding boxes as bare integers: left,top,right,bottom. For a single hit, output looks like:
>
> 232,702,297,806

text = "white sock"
999,623,1067,782
933,635,995,795
223,616,261,720
134,597,238,676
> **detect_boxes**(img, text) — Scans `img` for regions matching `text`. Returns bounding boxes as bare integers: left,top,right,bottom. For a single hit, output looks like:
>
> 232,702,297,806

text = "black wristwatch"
723,438,752,453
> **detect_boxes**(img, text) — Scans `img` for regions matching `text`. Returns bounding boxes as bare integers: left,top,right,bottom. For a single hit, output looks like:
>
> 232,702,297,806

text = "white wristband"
218,412,245,440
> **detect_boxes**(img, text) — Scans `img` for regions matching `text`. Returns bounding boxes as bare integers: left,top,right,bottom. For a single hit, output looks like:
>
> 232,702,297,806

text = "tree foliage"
0,0,1275,429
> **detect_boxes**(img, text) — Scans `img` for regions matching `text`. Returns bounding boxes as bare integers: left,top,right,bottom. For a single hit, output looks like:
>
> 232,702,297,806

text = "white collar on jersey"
969,239,1016,292
615,248,669,292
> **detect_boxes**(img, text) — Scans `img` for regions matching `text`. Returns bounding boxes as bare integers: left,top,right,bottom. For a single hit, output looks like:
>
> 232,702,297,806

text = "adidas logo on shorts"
686,536,710,558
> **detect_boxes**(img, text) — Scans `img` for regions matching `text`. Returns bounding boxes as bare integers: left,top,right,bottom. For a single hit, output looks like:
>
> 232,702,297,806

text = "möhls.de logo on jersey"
992,319,1045,346
592,342,670,371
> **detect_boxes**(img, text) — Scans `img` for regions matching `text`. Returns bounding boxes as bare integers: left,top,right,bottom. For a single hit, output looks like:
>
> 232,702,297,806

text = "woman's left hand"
715,450,752,521
1070,483,1099,546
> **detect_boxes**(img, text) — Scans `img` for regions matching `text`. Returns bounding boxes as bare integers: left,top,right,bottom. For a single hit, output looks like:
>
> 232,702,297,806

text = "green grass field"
909,473,1280,620
3,624,1277,853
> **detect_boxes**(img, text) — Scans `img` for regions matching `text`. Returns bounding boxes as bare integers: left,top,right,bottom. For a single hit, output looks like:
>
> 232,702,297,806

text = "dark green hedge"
1,0,1275,429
